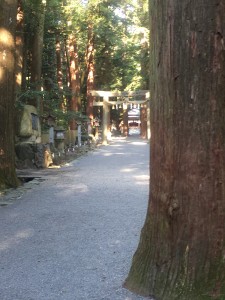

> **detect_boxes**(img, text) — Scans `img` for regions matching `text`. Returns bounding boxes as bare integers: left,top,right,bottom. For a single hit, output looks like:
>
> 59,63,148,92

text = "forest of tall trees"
2,1,225,299
0,0,149,189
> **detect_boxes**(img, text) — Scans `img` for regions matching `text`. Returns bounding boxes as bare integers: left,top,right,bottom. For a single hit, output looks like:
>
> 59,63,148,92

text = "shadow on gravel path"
0,136,152,300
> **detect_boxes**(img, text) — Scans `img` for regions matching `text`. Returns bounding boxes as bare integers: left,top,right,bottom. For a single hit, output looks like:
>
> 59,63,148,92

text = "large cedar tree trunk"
15,0,24,93
124,1,225,299
0,0,19,189
56,36,67,112
68,35,81,130
56,36,63,91
30,0,45,111
86,24,95,121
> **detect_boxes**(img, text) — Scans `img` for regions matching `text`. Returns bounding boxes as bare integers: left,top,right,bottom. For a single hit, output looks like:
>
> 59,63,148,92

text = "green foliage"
18,0,149,127
91,0,150,90
51,109,89,128
16,89,44,106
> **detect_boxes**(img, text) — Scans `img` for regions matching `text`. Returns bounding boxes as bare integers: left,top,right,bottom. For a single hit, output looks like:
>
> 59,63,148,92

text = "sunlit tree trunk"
56,35,66,112
125,1,225,299
64,37,71,110
86,23,95,121
68,34,81,130
0,0,19,189
21,30,28,92
15,0,24,94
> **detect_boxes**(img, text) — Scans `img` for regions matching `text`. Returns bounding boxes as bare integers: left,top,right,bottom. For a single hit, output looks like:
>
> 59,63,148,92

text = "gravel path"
0,137,150,300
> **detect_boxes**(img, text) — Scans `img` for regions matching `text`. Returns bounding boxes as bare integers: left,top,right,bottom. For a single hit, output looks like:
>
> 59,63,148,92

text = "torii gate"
90,90,150,144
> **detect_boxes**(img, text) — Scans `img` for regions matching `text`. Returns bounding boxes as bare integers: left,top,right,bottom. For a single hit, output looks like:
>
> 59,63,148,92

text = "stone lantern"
54,127,65,150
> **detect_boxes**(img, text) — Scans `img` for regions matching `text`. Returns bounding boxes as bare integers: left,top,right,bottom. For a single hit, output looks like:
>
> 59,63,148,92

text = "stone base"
15,143,53,169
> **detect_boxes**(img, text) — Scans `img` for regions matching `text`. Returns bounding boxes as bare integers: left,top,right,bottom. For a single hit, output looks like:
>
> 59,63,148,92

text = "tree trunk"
56,35,66,112
123,108,128,137
21,31,28,92
140,105,147,139
30,0,46,111
64,37,71,111
68,35,81,130
56,36,63,91
124,1,225,299
15,0,24,93
0,0,19,189
86,23,95,121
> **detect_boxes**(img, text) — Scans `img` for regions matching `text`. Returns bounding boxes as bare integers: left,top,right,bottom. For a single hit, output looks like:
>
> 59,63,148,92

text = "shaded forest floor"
0,142,99,204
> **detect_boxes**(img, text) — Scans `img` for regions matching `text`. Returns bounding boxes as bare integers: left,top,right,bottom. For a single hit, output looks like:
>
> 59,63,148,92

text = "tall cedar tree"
124,1,225,299
56,36,63,91
0,0,19,189
86,23,95,121
15,0,24,93
30,0,46,111
69,34,81,129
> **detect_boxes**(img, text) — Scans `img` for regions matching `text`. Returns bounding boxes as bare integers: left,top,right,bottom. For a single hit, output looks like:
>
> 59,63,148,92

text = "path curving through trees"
0,137,152,300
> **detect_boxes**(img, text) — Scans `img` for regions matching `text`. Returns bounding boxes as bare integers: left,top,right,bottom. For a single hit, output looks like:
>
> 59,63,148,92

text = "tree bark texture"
124,1,225,299
69,35,81,130
140,105,147,139
123,108,128,137
0,0,19,189
15,0,24,93
30,0,45,111
86,24,95,121
56,36,66,112
56,36,63,91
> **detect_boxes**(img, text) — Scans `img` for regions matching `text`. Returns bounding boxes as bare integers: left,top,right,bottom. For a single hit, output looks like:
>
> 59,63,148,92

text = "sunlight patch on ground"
133,175,149,180
103,152,125,157
111,136,127,140
110,144,124,148
0,229,34,252
129,141,148,146
120,168,138,173
133,174,150,185
135,181,149,186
